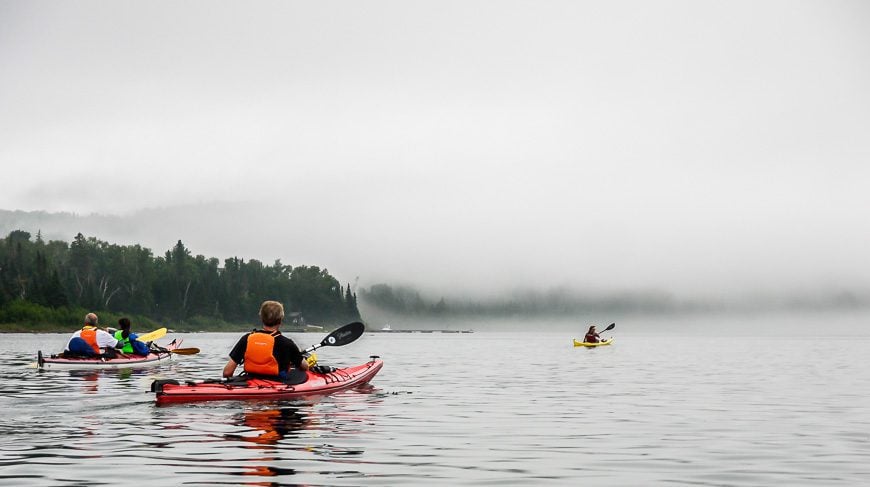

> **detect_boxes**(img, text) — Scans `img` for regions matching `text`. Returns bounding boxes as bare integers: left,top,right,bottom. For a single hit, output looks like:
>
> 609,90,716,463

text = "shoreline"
0,324,324,334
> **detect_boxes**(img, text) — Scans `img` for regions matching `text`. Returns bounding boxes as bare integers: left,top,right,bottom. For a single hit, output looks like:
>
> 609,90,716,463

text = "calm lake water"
1,317,869,486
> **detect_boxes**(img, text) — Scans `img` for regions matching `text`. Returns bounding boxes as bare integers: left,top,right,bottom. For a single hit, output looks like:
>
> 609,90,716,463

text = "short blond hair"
259,301,284,327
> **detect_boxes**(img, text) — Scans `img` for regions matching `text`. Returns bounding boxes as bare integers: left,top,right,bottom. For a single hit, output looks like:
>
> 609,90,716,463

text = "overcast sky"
1,1,869,299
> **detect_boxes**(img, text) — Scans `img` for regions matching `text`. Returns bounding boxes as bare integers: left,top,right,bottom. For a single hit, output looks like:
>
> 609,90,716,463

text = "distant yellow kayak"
573,338,613,347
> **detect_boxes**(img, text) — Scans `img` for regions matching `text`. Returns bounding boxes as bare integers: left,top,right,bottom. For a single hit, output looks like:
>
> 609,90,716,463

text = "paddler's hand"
304,353,317,368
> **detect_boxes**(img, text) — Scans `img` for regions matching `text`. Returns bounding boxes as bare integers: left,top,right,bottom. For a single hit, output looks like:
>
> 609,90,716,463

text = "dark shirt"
229,330,305,374
584,333,600,343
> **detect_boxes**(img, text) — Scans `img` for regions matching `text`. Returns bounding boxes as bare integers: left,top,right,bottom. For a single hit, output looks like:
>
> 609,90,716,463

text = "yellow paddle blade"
136,327,168,343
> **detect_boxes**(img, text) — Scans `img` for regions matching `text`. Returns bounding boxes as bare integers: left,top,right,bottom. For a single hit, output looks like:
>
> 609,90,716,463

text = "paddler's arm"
288,354,310,372
290,342,309,371
223,359,239,378
103,333,124,349
224,336,248,377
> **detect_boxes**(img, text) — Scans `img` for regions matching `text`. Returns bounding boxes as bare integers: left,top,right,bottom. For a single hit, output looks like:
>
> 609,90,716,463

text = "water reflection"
67,369,101,393
231,407,312,446
213,397,379,485
239,465,300,486
223,407,310,485
62,367,150,394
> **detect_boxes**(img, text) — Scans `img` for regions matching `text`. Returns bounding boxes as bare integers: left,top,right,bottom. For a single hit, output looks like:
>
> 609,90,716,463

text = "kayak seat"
239,369,309,385
222,376,250,386
56,351,96,359
284,368,309,385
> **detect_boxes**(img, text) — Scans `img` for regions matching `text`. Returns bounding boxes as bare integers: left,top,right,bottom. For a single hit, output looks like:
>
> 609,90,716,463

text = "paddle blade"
602,323,615,332
321,322,365,348
168,347,200,355
137,327,168,343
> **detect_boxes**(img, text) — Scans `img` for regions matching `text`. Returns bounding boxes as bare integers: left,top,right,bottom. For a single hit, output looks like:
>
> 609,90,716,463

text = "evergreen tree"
0,231,358,328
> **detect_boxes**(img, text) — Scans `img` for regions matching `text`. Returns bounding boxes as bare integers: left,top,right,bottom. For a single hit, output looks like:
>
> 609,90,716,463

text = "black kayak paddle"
303,321,365,354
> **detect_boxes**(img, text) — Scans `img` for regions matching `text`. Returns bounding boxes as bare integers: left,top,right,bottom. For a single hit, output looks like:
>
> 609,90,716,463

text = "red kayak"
152,357,384,405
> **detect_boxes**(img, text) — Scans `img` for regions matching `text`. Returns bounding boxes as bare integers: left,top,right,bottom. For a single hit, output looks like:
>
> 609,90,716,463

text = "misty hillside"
0,208,217,253
3,208,868,321
0,209,124,243
0,204,372,288
356,282,869,325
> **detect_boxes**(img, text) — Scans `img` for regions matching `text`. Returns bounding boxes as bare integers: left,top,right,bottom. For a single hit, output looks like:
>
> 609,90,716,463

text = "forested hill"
0,230,360,331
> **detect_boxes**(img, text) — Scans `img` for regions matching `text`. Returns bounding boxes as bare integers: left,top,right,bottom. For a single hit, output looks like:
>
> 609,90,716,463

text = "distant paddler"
584,325,602,344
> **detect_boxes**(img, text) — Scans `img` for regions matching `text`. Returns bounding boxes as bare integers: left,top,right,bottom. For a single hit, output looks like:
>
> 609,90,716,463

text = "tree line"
0,230,360,329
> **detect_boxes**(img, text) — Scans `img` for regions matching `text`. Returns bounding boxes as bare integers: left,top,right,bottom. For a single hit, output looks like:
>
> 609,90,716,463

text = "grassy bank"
0,319,249,334
0,316,316,333
0,300,335,333
0,300,344,334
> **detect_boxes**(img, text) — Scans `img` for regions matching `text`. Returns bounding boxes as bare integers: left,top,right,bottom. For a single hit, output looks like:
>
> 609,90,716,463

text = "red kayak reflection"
236,407,313,445
68,369,100,393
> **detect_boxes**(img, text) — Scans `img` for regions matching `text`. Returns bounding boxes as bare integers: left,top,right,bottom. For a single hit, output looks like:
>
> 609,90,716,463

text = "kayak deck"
573,338,613,347
37,340,182,370
153,358,384,405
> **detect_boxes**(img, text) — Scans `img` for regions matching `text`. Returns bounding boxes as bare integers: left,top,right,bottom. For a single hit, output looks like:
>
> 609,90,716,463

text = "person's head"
84,313,99,327
587,325,596,333
118,318,131,331
259,301,284,328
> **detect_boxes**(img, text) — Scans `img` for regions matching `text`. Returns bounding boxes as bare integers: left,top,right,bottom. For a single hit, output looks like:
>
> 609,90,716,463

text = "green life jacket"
114,330,134,353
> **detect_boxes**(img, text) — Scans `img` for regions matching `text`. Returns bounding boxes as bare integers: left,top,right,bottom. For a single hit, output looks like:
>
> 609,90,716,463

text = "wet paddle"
149,338,198,355
165,347,199,355
303,322,365,354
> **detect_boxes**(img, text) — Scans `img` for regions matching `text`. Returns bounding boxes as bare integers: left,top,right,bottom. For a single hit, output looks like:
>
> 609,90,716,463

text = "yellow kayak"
573,338,613,347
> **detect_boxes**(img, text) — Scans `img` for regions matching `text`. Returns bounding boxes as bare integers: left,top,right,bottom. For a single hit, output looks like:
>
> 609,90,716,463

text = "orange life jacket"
80,326,101,354
243,331,279,376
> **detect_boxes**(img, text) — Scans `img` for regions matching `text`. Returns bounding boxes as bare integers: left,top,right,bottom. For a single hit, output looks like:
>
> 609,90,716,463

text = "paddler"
584,325,601,343
65,312,123,357
222,300,311,381
113,317,151,356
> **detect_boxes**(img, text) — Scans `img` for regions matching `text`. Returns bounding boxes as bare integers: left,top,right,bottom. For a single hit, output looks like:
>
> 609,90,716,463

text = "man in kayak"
222,300,310,381
113,318,151,356
584,325,601,343
65,312,123,357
